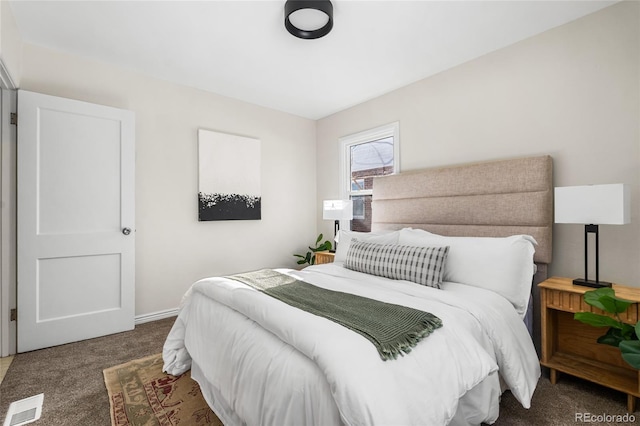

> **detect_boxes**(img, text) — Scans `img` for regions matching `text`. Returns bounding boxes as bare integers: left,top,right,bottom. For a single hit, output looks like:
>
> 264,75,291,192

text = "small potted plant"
574,287,640,368
294,233,333,266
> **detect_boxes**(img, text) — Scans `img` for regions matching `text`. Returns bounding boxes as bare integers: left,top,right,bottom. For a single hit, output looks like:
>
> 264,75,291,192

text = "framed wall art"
198,129,261,221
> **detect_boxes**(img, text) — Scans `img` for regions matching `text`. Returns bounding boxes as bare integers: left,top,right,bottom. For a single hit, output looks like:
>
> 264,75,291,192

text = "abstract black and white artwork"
198,129,261,221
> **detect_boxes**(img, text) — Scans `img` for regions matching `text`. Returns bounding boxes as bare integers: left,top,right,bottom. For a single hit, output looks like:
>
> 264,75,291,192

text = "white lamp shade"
555,184,630,225
323,200,353,220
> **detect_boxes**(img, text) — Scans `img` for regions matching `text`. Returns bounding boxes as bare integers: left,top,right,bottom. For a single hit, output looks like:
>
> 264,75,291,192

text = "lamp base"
572,278,612,288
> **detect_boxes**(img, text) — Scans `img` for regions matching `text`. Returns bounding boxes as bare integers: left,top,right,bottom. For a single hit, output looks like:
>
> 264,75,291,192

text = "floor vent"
3,394,43,426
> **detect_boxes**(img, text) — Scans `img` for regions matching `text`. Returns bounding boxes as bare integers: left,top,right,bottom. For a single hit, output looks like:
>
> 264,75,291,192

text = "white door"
17,90,135,352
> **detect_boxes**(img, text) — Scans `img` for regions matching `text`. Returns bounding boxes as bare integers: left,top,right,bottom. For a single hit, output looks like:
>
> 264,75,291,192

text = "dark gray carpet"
493,373,635,425
0,318,174,426
0,317,636,425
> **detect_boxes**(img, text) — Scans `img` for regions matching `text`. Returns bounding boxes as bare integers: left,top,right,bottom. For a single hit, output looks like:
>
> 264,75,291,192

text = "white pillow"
334,230,400,263
398,228,536,317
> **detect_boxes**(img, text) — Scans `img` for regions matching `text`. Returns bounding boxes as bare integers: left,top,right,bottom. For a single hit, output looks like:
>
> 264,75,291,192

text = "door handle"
122,228,132,235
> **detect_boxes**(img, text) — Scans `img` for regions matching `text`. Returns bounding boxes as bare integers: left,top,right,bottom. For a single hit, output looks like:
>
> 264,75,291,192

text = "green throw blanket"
225,269,442,361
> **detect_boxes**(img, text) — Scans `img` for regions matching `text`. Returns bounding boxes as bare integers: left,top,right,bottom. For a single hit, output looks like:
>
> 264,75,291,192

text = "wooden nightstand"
315,251,335,265
539,277,640,412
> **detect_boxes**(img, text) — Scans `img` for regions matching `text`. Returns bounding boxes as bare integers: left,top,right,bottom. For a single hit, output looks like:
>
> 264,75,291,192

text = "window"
339,122,400,232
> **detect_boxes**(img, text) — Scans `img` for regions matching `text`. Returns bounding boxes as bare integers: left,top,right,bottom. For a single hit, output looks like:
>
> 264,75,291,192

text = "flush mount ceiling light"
285,0,333,40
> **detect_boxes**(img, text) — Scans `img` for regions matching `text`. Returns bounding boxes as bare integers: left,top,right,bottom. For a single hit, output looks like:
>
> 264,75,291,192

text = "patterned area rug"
103,353,221,426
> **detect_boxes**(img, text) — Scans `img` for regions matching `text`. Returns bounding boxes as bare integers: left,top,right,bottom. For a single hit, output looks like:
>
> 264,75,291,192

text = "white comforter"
163,263,540,426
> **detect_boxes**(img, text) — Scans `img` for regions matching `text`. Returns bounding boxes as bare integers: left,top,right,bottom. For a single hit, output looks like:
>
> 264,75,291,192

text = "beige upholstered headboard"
371,155,553,264
371,155,552,354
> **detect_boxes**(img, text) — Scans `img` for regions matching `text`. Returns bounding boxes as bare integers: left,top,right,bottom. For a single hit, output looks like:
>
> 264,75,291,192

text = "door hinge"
10,113,17,125
10,308,16,321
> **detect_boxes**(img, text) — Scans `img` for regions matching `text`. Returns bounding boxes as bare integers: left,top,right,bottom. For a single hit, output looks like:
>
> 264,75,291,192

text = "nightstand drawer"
545,289,639,324
315,251,335,264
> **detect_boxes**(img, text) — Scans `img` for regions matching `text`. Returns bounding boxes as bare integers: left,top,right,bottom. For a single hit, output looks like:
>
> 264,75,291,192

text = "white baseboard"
135,308,179,325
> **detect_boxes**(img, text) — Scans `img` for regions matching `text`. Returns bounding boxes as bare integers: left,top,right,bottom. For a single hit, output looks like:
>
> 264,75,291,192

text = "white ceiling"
9,0,617,120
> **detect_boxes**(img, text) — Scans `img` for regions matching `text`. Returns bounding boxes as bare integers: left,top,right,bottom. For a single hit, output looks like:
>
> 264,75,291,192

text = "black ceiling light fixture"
285,0,333,40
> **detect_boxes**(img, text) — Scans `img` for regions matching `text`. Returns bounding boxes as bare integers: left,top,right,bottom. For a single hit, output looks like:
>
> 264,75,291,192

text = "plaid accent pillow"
344,240,449,288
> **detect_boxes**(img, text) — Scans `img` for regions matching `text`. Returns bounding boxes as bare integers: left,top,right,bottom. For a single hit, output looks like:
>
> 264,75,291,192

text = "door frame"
0,59,17,357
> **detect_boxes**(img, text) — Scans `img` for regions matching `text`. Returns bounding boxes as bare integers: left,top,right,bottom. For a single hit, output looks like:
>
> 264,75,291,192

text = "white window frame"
338,122,400,231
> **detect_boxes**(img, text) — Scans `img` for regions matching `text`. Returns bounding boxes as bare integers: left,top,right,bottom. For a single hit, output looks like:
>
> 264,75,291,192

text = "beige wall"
0,0,22,85
17,44,317,316
317,1,640,286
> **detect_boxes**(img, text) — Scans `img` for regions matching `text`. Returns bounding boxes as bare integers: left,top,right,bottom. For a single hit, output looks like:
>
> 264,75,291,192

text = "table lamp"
555,183,630,288
323,200,353,251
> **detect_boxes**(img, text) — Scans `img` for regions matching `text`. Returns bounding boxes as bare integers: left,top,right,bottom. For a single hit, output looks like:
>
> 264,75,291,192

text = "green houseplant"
574,287,640,369
294,233,333,266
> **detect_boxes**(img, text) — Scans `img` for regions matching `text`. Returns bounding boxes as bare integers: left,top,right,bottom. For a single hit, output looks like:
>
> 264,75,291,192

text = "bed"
163,155,553,425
